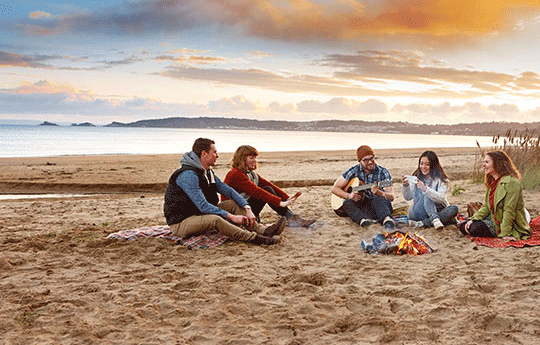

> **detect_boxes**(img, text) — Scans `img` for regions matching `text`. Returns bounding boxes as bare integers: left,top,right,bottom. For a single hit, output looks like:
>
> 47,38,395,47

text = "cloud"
208,95,259,113
297,98,387,114
2,80,538,124
166,48,212,54
14,0,540,44
29,11,52,19
154,55,227,65
392,101,529,123
322,50,540,93
0,51,53,68
250,50,276,59
155,49,540,99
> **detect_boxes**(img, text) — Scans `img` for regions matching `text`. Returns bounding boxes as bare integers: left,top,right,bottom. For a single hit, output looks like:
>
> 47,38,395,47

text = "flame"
389,231,433,255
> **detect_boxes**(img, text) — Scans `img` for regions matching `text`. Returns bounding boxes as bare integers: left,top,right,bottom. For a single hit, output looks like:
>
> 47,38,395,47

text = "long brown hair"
485,150,520,187
231,145,258,171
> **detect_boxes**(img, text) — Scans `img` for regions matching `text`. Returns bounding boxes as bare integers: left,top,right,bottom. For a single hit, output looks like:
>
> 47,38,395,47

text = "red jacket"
221,167,289,207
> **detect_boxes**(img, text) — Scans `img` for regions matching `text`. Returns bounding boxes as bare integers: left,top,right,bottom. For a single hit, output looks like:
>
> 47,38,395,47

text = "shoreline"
0,147,480,194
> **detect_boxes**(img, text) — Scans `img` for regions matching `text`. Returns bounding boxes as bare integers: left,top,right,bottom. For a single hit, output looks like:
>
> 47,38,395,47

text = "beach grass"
474,128,540,189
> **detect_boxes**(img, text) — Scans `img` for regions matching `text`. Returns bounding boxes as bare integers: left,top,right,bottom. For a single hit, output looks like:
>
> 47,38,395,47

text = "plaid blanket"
106,225,229,250
469,215,540,248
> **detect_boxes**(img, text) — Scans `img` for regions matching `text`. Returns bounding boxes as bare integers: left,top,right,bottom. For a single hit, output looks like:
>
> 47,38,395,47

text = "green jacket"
471,175,531,240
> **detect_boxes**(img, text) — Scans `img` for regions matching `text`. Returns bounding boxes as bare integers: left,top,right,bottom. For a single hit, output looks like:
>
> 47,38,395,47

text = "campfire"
361,231,434,255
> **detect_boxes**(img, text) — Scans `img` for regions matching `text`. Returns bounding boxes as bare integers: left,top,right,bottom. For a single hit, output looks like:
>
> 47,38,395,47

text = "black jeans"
459,220,496,237
342,194,393,225
247,185,291,219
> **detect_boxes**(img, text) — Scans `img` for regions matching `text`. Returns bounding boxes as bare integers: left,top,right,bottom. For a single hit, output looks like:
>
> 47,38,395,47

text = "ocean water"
0,125,493,158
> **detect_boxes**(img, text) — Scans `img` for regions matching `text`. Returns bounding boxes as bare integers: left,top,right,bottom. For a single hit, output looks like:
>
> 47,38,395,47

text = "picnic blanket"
469,215,540,248
106,225,229,250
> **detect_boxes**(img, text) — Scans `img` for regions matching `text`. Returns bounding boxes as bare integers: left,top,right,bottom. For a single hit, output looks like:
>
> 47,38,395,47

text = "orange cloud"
29,11,52,19
154,55,226,64
11,80,94,101
221,0,540,43
16,1,540,45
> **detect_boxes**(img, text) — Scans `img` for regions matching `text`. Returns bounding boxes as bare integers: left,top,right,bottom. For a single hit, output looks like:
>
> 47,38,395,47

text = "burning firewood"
361,231,435,255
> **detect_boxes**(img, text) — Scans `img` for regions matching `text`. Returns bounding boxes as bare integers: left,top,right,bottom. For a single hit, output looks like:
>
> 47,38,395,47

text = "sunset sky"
2,0,540,125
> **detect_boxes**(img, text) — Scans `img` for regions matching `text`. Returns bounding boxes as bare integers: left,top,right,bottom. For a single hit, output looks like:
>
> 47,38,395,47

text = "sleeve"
176,170,228,218
215,174,249,209
424,179,448,205
498,180,521,238
342,165,358,181
402,183,415,201
255,175,289,205
379,167,392,190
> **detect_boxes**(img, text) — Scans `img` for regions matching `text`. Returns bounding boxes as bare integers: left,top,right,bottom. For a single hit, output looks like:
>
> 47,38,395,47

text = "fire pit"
361,231,434,255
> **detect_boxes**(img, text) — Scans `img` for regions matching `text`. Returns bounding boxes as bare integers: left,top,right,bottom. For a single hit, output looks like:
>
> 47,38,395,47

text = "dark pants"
247,186,292,220
459,220,496,237
343,194,393,225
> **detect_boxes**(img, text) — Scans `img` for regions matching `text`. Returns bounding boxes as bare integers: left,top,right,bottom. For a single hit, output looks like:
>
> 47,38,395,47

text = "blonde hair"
231,145,258,171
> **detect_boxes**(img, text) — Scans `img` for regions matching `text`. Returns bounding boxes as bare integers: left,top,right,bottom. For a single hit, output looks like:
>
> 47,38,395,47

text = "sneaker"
409,219,424,228
263,216,286,236
249,234,276,245
287,215,316,228
433,218,444,230
360,219,372,227
383,216,395,229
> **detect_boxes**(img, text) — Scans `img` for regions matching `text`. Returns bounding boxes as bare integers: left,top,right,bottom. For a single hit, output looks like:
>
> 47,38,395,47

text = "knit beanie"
356,145,375,161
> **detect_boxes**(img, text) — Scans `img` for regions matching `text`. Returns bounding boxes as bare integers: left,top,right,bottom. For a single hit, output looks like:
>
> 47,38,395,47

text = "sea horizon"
0,124,494,158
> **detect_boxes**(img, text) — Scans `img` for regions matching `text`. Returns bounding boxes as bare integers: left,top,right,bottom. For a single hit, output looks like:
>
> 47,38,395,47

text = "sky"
2,0,540,125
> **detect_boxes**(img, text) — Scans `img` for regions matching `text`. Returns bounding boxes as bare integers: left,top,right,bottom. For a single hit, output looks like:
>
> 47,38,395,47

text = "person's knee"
448,205,459,216
261,185,276,194
342,199,356,212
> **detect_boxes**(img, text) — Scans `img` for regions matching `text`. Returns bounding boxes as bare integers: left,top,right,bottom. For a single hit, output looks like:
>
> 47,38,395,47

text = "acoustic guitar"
331,177,393,215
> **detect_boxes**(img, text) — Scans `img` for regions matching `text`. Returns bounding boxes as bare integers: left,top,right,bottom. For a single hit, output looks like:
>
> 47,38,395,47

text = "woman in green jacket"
460,150,531,241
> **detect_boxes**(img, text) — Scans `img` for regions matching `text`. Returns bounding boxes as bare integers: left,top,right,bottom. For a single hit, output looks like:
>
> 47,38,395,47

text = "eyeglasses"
361,156,376,163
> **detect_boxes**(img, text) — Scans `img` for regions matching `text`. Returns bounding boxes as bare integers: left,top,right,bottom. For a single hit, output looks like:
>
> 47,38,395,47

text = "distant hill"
105,117,540,137
39,121,58,126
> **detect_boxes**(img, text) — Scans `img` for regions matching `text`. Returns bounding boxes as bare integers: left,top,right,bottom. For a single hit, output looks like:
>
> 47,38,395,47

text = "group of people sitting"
164,137,531,246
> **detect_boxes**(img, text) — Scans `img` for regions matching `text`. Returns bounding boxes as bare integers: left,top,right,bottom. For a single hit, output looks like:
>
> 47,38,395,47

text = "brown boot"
249,234,276,245
287,214,316,228
263,216,286,236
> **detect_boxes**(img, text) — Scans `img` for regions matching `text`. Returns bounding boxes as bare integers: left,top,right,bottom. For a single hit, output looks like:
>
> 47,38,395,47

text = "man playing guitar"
331,145,395,228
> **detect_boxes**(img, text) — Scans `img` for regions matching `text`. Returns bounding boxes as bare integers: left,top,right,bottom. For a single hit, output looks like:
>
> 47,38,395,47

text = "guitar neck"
351,183,375,192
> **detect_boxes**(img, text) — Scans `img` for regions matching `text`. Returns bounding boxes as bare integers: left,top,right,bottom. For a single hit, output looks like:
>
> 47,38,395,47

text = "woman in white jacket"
402,151,459,229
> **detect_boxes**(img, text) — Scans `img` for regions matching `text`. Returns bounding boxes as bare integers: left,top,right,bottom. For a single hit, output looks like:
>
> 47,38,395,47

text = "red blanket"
107,225,229,250
469,216,540,248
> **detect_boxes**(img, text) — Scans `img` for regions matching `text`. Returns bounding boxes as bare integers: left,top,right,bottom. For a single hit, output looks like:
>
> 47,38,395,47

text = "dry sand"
1,147,539,344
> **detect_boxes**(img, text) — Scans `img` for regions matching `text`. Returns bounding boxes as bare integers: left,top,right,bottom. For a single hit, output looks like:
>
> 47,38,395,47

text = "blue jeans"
408,194,458,227
343,194,393,225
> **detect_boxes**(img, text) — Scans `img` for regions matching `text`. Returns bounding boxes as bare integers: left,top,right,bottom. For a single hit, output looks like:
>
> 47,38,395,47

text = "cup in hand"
405,175,418,185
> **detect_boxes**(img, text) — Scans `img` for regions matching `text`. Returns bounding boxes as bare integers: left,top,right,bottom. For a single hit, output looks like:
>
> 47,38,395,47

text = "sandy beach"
1,147,539,344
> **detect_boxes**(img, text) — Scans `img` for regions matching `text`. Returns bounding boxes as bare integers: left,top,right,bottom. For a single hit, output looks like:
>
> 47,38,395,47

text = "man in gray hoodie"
164,138,285,245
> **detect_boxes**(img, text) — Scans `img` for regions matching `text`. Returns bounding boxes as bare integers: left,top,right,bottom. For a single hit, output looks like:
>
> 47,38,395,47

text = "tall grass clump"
475,129,540,189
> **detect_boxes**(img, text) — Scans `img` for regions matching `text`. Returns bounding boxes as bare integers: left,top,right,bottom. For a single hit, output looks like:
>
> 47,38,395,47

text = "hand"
372,185,386,199
463,220,473,234
349,191,363,202
245,208,257,228
228,213,248,226
279,192,302,208
416,179,426,192
401,175,409,186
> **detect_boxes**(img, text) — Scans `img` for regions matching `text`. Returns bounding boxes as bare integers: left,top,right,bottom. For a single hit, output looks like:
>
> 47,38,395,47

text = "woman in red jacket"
222,145,316,228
